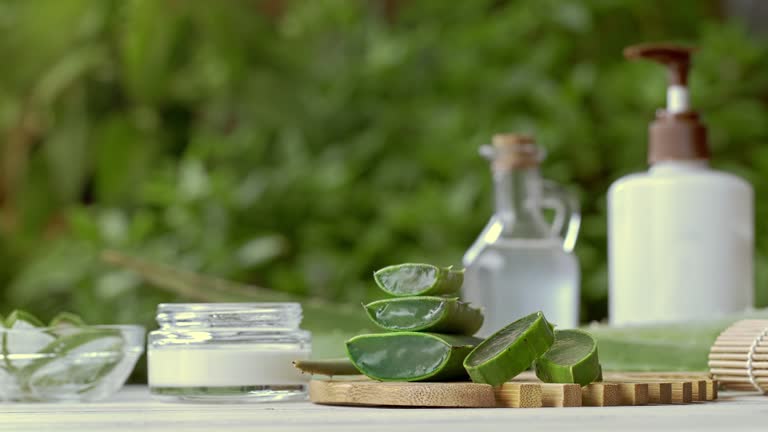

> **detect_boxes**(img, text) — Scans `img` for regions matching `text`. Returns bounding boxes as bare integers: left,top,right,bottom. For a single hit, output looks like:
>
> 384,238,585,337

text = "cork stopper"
624,43,709,163
489,133,541,170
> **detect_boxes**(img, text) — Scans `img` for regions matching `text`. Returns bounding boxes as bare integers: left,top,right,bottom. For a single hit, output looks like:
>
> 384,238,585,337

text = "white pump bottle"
608,44,754,325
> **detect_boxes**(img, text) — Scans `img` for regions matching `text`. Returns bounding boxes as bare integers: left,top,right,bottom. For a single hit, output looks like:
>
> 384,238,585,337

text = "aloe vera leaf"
590,322,722,372
49,312,86,328
463,311,554,386
293,358,360,376
101,250,372,334
5,310,45,328
588,309,768,372
587,318,740,372
48,312,88,338
20,328,125,397
373,263,463,297
534,329,601,386
584,309,762,371
346,332,481,382
2,310,54,371
364,296,483,335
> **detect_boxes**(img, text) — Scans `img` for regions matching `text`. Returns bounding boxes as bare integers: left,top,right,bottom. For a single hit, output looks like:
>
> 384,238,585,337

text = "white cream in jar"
148,303,311,401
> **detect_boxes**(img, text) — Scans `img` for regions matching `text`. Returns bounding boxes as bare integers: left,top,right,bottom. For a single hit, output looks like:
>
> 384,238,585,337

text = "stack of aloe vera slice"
346,263,483,382
340,263,603,387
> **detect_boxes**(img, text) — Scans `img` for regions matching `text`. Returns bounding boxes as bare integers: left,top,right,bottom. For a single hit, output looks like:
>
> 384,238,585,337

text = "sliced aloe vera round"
373,263,463,297
346,332,481,382
364,296,483,335
463,311,554,386
534,329,602,386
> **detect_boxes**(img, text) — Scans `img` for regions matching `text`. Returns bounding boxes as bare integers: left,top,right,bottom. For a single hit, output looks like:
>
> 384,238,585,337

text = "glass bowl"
0,325,145,402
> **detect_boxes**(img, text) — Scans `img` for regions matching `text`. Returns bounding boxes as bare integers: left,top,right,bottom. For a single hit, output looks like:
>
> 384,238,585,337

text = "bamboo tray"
309,372,718,408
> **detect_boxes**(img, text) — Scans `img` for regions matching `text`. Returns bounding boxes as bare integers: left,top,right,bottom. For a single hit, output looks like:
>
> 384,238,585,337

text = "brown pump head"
624,43,695,85
624,43,709,163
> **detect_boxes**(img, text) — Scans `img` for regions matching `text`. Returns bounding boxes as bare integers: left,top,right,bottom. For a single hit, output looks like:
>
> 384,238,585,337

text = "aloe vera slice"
373,264,463,297
21,328,125,398
463,311,554,386
364,296,483,335
346,332,481,382
534,329,602,386
2,310,55,371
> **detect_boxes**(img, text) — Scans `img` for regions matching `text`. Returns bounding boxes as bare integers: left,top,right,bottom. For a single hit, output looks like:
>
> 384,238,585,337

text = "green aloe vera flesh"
21,328,125,395
534,329,602,386
2,310,55,371
463,311,554,386
346,332,481,382
373,264,463,297
5,310,45,328
49,312,86,328
364,296,483,335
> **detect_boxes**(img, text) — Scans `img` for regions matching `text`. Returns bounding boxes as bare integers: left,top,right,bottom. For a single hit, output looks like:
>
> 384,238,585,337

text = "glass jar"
148,303,311,402
463,133,581,336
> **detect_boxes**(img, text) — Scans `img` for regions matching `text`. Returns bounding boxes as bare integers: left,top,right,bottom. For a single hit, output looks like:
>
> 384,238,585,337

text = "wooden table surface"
0,386,766,432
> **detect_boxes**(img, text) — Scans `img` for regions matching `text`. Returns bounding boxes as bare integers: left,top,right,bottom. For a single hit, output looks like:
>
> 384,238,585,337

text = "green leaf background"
1,0,767,379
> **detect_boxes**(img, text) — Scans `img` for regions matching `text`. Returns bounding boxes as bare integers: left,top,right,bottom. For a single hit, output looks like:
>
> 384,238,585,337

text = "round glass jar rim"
156,303,303,329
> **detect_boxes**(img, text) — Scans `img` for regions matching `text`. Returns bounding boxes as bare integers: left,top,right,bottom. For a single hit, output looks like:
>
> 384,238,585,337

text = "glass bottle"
463,134,581,336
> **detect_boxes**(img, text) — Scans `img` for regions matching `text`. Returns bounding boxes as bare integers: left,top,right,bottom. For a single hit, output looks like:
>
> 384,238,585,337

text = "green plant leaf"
4,310,45,328
49,312,86,328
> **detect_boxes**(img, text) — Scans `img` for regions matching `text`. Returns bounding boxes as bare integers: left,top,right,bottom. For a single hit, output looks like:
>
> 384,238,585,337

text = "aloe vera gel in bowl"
0,311,144,402
148,303,311,402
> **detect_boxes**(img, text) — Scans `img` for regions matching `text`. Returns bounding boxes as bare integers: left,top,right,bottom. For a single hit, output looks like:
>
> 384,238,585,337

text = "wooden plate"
309,380,496,408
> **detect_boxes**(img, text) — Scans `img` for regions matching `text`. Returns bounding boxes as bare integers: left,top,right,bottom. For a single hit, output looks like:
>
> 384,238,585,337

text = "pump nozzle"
623,43,708,164
625,44,696,114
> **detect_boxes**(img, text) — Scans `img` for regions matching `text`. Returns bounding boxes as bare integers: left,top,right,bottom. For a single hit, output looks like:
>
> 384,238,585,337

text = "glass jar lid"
155,303,303,329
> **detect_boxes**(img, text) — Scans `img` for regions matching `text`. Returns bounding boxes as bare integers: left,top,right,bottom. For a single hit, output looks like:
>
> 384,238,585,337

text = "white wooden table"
0,386,766,432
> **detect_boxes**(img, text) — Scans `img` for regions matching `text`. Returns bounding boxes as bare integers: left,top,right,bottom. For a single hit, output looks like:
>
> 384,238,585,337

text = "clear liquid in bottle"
462,134,581,336
464,238,579,336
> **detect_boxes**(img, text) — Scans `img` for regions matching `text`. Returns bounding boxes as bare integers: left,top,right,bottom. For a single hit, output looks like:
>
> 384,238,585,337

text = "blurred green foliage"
1,0,767,335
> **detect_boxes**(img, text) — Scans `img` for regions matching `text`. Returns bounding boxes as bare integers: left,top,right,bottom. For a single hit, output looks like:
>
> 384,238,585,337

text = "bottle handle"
541,180,581,253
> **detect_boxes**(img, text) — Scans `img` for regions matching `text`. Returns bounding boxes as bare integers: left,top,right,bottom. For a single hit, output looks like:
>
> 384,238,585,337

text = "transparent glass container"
0,325,144,402
148,303,311,402
463,134,581,336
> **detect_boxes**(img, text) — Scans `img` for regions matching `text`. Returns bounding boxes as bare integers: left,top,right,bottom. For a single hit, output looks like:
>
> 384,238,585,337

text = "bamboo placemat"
709,319,768,393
